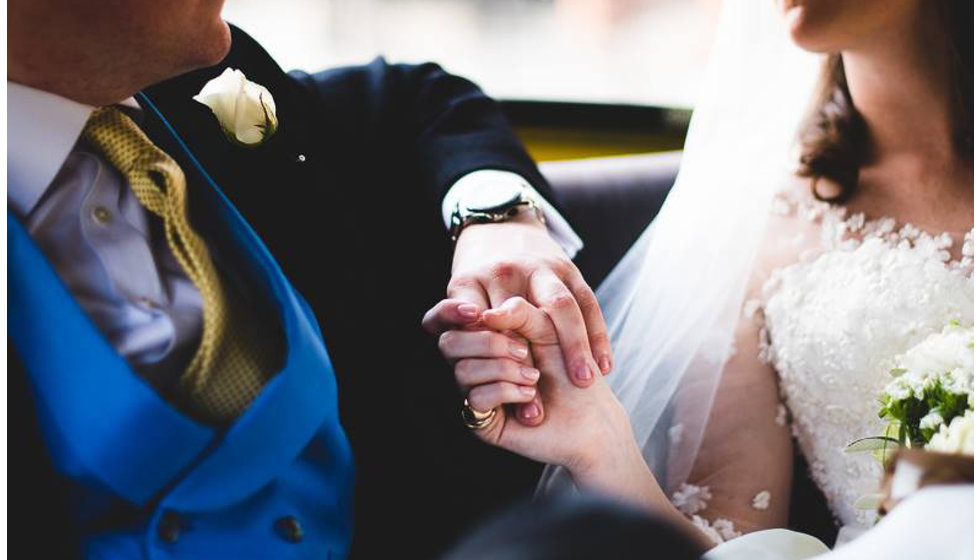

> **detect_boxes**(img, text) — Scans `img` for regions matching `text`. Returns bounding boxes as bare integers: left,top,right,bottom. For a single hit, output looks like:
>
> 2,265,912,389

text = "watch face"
463,184,524,212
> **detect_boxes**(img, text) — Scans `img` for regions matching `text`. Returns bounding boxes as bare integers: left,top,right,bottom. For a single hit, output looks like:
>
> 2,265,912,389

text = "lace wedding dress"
700,189,974,560
759,189,974,531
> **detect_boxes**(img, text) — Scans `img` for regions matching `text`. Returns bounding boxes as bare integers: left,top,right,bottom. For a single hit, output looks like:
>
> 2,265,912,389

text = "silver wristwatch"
449,183,545,242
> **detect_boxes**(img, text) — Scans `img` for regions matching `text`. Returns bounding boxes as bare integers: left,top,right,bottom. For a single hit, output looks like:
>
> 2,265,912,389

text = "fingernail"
458,304,479,320
518,385,536,397
574,362,592,382
521,403,541,419
521,367,540,382
510,343,529,360
599,355,612,374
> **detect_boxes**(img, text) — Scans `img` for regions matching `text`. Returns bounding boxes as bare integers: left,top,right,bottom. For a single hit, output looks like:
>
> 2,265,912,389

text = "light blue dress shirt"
8,84,204,387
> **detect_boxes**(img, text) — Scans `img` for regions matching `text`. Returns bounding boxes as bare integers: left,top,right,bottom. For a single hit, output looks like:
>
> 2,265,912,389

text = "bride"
426,0,972,556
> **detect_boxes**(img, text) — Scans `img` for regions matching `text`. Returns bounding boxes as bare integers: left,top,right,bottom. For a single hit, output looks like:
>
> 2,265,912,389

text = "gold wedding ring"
461,399,497,430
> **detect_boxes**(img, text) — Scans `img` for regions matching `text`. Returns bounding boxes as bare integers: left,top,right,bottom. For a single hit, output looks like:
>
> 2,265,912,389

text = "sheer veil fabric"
539,0,821,494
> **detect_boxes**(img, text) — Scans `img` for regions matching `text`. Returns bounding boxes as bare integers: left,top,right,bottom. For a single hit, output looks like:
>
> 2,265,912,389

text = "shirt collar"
7,82,142,217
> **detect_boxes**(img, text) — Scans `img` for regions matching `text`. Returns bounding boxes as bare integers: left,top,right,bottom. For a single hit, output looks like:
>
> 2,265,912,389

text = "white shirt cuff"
442,170,584,258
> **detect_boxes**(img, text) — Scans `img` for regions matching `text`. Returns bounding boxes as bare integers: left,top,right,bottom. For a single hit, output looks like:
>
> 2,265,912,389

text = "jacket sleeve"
288,58,559,208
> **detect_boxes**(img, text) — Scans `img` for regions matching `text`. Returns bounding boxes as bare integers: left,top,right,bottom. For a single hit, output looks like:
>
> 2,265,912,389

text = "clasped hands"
422,217,640,485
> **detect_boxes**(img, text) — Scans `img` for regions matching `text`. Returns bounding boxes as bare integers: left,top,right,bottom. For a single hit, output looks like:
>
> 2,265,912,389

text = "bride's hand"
444,297,637,477
438,299,714,546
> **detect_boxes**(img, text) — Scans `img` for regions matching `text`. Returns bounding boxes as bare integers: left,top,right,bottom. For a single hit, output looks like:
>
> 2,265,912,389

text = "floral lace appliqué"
671,483,712,516
692,515,743,546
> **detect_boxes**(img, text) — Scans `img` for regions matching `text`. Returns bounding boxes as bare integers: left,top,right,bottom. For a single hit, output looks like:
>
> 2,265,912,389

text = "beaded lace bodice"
759,191,974,528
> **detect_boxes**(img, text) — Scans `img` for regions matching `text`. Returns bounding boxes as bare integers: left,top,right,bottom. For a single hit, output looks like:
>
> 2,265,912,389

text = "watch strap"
450,193,544,242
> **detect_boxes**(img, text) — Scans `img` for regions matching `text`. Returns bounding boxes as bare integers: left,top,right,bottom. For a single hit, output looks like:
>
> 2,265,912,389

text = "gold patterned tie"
83,107,277,424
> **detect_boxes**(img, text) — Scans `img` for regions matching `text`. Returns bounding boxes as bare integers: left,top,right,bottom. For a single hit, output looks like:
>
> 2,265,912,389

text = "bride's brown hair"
797,0,973,202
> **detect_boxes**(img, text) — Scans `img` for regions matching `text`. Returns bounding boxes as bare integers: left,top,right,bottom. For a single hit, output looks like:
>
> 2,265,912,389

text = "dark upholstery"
540,153,838,546
541,152,679,286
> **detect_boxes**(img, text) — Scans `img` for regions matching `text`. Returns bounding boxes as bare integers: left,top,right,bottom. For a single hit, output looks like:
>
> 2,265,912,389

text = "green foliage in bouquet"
878,379,971,447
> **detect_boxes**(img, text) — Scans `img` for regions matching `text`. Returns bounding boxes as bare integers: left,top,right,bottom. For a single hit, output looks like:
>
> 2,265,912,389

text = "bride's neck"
842,8,961,173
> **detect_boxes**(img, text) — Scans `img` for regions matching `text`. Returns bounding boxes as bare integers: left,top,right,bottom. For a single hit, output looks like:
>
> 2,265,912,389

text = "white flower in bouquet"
194,68,278,147
925,410,974,455
883,323,973,402
918,411,945,432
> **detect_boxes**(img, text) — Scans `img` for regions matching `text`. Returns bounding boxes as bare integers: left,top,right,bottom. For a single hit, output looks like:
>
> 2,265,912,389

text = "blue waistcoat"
7,96,355,559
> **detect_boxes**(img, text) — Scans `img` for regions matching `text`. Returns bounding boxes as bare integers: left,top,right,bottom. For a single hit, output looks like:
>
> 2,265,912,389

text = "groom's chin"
190,19,233,68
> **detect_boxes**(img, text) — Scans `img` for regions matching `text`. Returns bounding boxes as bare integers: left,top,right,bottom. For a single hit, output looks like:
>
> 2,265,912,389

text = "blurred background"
223,0,723,160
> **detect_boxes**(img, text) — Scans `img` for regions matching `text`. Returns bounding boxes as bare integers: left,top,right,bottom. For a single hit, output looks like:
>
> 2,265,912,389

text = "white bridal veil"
540,0,822,494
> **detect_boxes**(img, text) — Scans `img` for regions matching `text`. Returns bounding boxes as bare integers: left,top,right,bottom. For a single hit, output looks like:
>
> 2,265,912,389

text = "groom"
8,1,613,559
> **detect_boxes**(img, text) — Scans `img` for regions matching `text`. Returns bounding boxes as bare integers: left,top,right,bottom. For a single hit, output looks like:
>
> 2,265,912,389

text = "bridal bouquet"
875,321,973,454
847,322,974,513
847,322,974,457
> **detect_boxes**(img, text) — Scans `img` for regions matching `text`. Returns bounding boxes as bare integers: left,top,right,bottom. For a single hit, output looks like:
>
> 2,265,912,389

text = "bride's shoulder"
740,178,830,297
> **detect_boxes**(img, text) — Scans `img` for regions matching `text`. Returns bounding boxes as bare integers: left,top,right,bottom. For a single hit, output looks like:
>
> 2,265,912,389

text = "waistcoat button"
275,516,304,543
157,511,183,544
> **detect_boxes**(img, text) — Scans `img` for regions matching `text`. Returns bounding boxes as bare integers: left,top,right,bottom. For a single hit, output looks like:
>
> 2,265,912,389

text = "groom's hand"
435,213,612,386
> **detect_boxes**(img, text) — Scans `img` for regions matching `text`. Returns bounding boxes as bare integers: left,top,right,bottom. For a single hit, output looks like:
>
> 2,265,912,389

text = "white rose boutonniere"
193,68,278,147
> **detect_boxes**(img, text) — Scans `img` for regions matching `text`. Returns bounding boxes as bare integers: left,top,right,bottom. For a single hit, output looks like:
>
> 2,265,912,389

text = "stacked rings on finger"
461,399,497,430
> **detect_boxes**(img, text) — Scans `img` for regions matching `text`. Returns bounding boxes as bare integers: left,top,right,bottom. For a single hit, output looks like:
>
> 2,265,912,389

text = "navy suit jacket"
11,25,555,559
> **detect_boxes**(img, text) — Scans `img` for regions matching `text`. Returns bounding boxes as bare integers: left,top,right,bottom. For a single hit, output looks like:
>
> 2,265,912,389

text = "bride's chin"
782,11,834,53
781,7,809,45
